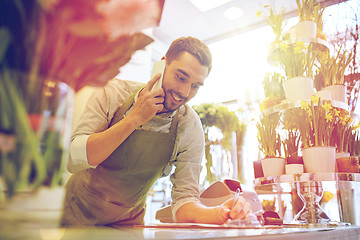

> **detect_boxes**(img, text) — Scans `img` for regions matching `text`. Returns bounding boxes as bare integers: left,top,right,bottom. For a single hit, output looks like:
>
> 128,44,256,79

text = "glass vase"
0,73,74,199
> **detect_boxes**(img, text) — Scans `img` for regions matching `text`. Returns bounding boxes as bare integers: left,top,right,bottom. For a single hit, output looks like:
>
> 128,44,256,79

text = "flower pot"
283,77,314,101
335,152,350,172
253,160,264,178
301,146,336,173
322,85,346,103
260,96,281,112
285,164,304,175
315,89,332,101
286,156,303,165
336,157,359,173
261,157,285,177
293,21,317,39
336,152,350,159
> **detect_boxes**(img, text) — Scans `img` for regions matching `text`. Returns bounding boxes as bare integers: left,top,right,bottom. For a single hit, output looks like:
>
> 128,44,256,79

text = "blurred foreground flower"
0,0,164,197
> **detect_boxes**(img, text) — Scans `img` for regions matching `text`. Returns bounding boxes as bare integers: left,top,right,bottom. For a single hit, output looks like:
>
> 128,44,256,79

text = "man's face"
159,52,208,113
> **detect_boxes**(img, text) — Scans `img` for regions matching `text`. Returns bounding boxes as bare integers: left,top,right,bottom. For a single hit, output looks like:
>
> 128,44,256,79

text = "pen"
232,188,241,208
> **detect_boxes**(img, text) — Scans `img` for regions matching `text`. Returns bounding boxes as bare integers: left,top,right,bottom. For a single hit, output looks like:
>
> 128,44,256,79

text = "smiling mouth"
171,91,184,102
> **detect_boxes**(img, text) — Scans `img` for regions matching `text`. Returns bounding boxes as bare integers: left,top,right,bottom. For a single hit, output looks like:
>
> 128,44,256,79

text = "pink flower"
34,0,164,91
97,0,164,40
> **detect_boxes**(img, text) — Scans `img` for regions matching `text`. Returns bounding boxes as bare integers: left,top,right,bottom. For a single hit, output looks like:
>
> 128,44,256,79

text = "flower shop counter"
1,214,360,240
254,173,360,225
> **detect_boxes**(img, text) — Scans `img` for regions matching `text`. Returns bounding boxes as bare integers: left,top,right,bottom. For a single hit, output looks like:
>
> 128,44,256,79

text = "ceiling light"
189,0,232,12
224,6,243,20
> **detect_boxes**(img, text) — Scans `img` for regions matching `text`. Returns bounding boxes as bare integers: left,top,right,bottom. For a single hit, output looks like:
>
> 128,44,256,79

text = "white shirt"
68,78,204,221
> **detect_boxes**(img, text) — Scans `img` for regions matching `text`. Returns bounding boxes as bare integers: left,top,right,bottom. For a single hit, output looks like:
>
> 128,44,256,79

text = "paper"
134,223,282,229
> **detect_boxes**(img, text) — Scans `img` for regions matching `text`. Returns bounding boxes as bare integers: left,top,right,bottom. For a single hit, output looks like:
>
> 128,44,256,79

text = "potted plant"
282,128,304,175
313,1,327,40
348,124,360,157
260,72,286,111
331,109,353,158
293,0,318,39
315,48,353,102
294,95,337,173
193,103,245,184
274,40,316,101
256,112,284,177
256,5,287,46
332,115,360,173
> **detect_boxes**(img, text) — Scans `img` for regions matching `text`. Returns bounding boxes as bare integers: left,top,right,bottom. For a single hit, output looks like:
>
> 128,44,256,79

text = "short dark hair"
165,37,212,75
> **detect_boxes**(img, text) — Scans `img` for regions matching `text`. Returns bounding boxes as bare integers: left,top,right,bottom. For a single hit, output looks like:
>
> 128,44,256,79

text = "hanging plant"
193,103,246,183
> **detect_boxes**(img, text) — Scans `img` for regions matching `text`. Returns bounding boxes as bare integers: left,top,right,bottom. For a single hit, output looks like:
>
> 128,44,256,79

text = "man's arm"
175,198,251,225
86,74,165,166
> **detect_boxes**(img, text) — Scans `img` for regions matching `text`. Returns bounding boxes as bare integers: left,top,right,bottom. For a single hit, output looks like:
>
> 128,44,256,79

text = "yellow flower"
280,42,289,52
311,94,319,105
333,109,340,117
346,115,352,123
352,121,360,130
294,41,306,54
256,11,261,17
307,109,312,116
325,112,333,123
321,101,333,112
339,115,348,126
301,101,309,110
321,191,334,203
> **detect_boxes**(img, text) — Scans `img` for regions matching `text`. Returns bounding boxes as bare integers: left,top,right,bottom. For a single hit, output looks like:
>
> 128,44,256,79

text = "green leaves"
256,112,282,158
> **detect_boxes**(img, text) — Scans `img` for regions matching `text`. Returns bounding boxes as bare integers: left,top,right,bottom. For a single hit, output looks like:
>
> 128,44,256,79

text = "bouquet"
256,112,282,158
0,0,164,197
295,95,337,148
274,41,316,79
331,109,354,153
256,5,287,43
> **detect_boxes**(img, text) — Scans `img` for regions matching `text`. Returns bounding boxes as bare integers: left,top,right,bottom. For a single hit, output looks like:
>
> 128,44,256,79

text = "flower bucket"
336,152,350,159
261,157,285,177
253,160,264,178
301,146,336,173
322,85,347,103
283,77,314,101
315,89,332,101
336,157,359,173
335,152,350,172
293,21,317,39
285,164,304,175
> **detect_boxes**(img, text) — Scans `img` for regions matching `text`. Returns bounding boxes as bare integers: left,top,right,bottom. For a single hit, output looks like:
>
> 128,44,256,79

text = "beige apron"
61,90,178,226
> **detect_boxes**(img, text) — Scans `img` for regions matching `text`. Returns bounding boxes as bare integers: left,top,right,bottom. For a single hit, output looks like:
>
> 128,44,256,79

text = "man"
60,37,251,227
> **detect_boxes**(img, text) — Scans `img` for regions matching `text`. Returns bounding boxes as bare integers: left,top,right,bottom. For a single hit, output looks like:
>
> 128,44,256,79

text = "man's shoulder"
178,104,201,126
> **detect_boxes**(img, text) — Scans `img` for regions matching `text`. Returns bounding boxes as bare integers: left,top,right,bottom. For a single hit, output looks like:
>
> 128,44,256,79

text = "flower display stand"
254,173,360,226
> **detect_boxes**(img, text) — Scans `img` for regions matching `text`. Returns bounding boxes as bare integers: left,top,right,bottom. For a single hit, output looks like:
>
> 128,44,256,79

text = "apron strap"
169,111,179,136
109,87,143,127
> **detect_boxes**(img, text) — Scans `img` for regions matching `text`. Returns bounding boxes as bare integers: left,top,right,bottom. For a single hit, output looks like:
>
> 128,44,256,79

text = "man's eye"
177,74,185,81
192,84,200,90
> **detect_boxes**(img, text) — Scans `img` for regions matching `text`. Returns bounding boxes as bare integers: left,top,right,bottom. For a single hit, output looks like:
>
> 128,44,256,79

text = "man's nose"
178,84,191,98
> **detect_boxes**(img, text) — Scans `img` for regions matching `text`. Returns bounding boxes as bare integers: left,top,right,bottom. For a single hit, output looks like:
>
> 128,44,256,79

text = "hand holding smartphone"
151,60,166,92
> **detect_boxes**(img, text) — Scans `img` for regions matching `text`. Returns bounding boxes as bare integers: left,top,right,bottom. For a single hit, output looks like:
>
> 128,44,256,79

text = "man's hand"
175,197,252,225
128,74,165,126
221,195,252,221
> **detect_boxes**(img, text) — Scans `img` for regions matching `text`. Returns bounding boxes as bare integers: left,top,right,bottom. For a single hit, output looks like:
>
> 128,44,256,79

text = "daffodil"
311,94,320,104
301,101,309,111
325,112,333,123
333,108,340,117
321,101,333,112
280,42,289,52
294,41,306,54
